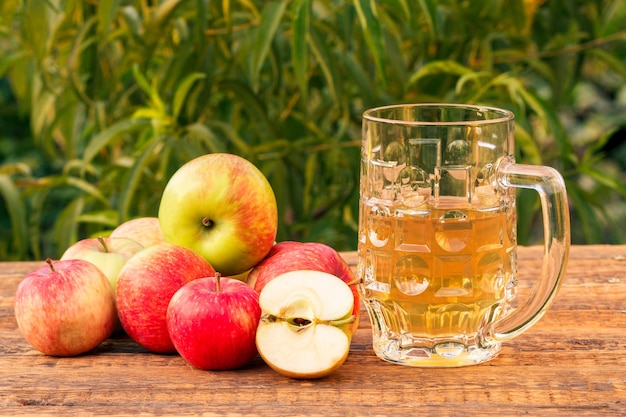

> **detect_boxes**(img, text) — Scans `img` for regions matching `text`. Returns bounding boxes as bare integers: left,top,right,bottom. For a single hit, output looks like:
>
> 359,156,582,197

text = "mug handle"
490,156,570,341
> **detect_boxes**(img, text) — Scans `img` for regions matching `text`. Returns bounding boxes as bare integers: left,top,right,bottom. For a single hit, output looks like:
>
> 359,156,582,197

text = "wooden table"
1,245,624,416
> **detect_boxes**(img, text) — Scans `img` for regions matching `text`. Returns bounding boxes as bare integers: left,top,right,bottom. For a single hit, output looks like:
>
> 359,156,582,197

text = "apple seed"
293,317,311,326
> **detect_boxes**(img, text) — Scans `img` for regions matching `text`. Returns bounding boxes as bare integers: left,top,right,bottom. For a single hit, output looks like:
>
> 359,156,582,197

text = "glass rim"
362,103,515,126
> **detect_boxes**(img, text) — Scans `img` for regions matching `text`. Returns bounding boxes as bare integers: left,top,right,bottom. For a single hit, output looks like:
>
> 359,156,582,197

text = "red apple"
247,241,360,335
110,217,165,247
158,153,278,276
116,243,216,353
167,275,261,370
14,259,116,356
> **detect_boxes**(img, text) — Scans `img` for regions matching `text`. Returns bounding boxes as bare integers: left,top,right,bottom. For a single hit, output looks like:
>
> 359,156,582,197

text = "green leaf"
83,118,152,164
0,175,28,260
153,0,186,25
131,64,161,110
204,120,252,155
248,0,288,91
76,210,120,229
121,6,143,38
514,123,542,165
132,108,167,120
53,196,85,252
65,176,110,206
291,0,310,102
455,71,490,96
514,86,574,158
184,123,228,154
353,0,387,87
342,52,375,108
587,48,626,78
417,0,439,38
67,17,98,105
22,0,50,63
308,24,340,105
579,165,626,198
97,0,120,36
303,152,317,219
217,80,275,144
408,60,474,86
118,138,163,222
172,72,206,120
0,51,29,78
566,184,604,243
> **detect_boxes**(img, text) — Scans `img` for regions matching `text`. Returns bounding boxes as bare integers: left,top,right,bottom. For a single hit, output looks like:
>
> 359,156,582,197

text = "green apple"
60,236,144,293
158,153,278,277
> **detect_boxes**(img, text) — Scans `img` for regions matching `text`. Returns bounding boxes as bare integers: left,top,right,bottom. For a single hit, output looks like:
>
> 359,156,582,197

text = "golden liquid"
358,198,518,365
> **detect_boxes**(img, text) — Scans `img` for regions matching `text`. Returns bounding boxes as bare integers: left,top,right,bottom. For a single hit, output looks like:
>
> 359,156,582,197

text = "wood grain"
1,246,625,416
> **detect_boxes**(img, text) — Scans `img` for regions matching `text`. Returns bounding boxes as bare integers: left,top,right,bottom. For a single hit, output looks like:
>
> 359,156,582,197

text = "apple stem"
215,272,222,292
98,236,110,253
201,217,214,229
45,258,55,272
345,278,362,287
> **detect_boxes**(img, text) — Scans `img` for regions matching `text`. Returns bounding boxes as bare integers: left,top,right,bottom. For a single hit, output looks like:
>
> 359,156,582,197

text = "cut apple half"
256,270,356,379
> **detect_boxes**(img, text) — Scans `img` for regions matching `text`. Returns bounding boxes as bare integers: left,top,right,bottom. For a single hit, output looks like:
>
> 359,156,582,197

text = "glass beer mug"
358,104,570,367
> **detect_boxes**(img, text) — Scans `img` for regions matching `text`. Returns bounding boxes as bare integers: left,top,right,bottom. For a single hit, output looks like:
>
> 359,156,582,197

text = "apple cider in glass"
358,104,570,367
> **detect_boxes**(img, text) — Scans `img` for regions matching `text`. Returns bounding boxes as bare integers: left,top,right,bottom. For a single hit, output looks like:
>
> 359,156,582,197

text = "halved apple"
255,270,356,379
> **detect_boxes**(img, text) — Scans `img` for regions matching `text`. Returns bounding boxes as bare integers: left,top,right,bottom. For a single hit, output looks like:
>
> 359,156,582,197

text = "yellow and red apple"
158,153,278,277
110,217,165,247
14,259,116,356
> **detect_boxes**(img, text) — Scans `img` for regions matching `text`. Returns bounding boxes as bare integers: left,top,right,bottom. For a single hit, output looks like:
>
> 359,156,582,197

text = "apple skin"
60,237,145,334
158,153,278,277
116,243,216,353
14,259,116,357
60,237,144,293
167,276,261,370
110,217,166,247
247,241,360,336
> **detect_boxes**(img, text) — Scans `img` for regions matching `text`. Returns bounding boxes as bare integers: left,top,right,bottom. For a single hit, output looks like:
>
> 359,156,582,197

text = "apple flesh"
116,243,216,353
110,217,166,247
247,241,360,336
255,270,356,379
167,275,261,370
158,153,278,276
14,259,116,356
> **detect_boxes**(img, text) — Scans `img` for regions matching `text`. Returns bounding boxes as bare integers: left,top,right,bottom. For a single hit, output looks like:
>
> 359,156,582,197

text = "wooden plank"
0,246,625,416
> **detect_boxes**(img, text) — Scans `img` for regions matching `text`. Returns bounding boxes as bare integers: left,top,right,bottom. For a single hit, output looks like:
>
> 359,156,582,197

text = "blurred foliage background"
0,0,625,261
